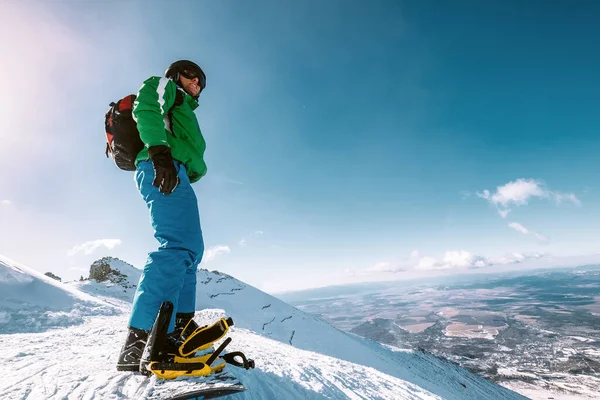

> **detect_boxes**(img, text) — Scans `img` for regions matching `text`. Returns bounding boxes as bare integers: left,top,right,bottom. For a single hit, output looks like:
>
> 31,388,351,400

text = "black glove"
148,145,179,195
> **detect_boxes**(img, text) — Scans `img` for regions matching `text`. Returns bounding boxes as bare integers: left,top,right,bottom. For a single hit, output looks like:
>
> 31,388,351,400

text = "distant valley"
282,266,600,399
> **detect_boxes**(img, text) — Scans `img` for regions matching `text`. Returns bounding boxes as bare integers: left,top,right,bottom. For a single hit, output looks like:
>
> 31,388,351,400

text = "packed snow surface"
0,256,527,399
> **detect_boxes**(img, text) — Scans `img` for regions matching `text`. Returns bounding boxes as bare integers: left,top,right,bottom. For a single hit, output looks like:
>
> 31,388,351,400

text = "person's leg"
177,258,200,315
128,160,203,333
174,252,203,334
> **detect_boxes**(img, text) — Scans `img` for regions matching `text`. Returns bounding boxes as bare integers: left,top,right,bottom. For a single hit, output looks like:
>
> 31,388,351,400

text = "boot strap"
222,351,255,370
179,317,233,356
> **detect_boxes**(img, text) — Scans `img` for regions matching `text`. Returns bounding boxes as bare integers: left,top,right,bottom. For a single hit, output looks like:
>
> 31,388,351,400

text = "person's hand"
148,145,179,194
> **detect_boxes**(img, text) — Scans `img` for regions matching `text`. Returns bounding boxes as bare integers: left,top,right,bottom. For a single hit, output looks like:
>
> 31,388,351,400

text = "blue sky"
1,0,599,293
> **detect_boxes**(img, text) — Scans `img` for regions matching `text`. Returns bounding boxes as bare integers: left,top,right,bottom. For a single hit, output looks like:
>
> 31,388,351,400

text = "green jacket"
133,76,207,183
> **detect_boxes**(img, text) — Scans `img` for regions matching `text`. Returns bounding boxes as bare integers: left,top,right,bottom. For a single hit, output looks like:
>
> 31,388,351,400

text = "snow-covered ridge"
72,256,142,303
191,269,525,399
0,256,526,399
0,255,117,334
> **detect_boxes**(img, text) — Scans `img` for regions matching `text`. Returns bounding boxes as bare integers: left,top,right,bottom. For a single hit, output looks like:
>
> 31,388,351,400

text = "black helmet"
165,60,206,92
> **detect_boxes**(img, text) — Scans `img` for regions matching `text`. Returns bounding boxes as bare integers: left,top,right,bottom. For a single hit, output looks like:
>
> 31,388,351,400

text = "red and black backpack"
104,90,184,171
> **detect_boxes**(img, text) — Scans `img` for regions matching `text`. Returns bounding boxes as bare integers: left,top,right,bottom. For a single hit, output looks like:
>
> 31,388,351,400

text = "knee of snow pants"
129,160,204,333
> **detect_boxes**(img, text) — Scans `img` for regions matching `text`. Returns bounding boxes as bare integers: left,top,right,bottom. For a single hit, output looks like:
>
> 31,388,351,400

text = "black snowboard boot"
175,312,199,340
116,326,149,371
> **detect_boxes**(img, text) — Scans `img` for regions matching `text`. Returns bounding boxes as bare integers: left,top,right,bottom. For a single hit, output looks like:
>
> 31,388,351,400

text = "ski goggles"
180,69,206,91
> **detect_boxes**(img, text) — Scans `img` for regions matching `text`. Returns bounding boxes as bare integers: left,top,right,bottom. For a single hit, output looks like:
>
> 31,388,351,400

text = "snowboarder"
116,60,209,371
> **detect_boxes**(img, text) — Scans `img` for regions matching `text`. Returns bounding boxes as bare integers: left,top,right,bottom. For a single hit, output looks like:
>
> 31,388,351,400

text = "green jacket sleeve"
132,76,177,148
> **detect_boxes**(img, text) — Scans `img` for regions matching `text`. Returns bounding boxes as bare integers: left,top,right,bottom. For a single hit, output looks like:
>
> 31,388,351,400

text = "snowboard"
137,301,252,399
145,370,245,399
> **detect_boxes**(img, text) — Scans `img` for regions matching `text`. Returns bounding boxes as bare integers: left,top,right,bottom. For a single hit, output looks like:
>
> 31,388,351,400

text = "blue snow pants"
128,160,204,333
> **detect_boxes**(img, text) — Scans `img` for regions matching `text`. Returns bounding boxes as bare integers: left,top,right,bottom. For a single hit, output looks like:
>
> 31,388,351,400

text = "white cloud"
1,200,10,206
490,252,545,265
508,222,529,235
444,250,479,268
476,189,491,201
203,245,231,262
349,250,549,277
354,261,407,275
554,192,581,207
364,250,422,274
490,179,548,207
67,239,122,256
477,178,580,217
498,209,511,219
366,262,397,273
415,256,446,271
360,250,491,274
415,251,492,271
471,257,492,268
534,232,549,242
508,222,548,242
353,250,418,276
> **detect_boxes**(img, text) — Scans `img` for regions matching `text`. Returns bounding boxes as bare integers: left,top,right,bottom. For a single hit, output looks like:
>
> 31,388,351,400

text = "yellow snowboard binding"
140,302,254,380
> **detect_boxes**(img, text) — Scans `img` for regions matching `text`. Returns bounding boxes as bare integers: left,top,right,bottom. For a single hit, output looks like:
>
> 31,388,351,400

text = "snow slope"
189,270,527,400
0,255,117,334
0,257,527,399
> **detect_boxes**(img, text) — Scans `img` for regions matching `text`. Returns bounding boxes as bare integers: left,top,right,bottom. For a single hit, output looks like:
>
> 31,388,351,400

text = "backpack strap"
104,101,118,158
166,89,185,137
172,89,185,110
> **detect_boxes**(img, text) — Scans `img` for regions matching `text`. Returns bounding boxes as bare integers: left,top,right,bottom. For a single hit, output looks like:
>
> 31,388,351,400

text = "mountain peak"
87,257,138,288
